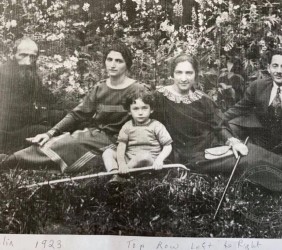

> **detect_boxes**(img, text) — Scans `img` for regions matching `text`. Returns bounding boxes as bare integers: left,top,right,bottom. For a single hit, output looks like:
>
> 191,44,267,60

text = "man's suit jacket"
224,77,274,129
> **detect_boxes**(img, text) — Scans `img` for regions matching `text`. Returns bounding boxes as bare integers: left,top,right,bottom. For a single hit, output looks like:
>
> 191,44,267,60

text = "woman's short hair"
124,90,155,111
170,54,199,79
104,42,133,70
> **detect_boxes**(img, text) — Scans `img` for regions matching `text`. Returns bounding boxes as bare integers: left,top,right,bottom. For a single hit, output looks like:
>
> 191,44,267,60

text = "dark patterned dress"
13,80,145,173
155,86,282,191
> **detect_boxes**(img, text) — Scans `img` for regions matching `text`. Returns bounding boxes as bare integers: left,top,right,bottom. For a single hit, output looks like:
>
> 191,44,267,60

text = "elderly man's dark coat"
0,60,65,153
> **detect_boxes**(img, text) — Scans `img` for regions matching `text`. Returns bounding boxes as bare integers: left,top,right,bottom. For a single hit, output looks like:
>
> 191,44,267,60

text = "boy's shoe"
108,174,127,184
105,174,128,190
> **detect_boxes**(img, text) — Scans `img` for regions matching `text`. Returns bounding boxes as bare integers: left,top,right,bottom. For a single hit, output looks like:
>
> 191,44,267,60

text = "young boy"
103,91,172,175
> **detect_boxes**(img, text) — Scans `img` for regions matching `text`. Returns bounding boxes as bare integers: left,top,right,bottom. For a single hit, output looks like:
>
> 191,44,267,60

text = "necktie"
271,87,282,120
269,87,282,150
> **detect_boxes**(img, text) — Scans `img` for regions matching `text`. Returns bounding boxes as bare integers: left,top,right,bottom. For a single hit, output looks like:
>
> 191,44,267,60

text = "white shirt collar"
273,81,281,89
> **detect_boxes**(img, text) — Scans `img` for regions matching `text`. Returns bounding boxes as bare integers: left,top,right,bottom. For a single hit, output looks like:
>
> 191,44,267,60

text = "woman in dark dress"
1,42,146,173
155,54,282,191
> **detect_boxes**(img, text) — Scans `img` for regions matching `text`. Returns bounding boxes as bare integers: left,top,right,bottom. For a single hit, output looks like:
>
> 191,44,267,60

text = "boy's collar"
132,119,153,126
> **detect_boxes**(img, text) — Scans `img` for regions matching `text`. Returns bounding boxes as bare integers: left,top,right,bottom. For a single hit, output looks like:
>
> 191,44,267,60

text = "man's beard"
17,64,38,88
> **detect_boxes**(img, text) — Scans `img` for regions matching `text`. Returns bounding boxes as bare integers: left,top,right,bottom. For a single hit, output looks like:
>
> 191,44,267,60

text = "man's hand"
153,158,164,170
232,143,249,159
231,142,248,159
118,163,129,175
26,133,51,147
227,137,248,159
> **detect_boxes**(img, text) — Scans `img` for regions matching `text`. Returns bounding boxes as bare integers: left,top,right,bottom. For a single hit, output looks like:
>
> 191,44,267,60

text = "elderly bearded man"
0,37,65,154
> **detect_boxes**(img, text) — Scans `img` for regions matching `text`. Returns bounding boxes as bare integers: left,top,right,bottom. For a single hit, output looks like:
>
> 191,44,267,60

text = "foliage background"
1,0,282,104
1,0,282,236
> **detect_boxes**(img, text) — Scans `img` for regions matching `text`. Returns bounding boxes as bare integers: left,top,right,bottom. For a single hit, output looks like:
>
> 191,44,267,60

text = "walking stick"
213,137,249,219
19,164,189,189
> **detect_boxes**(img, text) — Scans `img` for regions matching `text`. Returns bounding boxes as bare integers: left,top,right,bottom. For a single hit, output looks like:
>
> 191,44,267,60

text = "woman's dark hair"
170,54,199,80
124,90,155,111
104,42,133,70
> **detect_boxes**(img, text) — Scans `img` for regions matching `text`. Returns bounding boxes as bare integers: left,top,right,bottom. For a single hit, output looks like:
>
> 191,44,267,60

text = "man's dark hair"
104,41,133,70
267,48,282,64
124,90,155,111
13,37,39,56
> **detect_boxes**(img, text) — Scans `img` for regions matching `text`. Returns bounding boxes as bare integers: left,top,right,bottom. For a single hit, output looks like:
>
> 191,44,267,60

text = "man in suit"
0,37,65,154
224,49,282,154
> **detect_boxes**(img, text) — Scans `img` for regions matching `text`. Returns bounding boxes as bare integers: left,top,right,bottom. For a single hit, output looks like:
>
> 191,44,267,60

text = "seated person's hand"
26,133,51,147
153,159,164,170
118,163,129,175
232,143,248,158
227,137,248,159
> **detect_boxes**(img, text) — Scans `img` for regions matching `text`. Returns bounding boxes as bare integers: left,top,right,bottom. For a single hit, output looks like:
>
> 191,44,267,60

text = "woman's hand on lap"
26,133,51,147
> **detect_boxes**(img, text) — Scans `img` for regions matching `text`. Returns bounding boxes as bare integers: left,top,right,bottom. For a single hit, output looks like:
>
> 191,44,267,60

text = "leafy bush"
2,0,281,102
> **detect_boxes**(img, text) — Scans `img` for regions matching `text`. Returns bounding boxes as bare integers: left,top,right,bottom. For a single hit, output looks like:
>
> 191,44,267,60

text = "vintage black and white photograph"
1,0,282,240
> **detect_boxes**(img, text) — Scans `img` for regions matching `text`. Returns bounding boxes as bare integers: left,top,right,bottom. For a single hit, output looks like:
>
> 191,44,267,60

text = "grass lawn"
0,168,281,237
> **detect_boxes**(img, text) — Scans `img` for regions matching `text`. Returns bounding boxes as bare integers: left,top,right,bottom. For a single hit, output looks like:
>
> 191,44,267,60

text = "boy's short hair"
124,90,155,111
